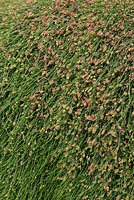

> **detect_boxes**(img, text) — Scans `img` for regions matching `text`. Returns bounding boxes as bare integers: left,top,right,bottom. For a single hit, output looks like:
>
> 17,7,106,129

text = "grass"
0,0,134,199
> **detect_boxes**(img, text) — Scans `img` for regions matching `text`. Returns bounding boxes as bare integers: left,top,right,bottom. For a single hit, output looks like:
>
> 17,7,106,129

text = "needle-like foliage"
0,0,134,199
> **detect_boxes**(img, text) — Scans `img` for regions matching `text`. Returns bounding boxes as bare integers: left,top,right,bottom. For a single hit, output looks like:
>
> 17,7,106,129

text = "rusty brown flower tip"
97,30,103,36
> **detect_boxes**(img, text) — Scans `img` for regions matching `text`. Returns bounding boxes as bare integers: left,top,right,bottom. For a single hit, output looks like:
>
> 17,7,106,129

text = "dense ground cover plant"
0,0,134,199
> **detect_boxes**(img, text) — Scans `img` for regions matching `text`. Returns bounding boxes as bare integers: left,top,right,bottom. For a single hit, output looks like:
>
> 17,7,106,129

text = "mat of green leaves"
0,0,134,200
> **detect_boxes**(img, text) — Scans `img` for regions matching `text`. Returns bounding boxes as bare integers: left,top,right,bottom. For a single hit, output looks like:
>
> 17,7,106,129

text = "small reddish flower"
38,44,44,50
87,26,94,35
97,30,103,36
29,95,35,101
76,109,81,116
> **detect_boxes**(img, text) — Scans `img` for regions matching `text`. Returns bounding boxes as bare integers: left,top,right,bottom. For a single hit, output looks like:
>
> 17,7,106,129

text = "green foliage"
0,0,134,199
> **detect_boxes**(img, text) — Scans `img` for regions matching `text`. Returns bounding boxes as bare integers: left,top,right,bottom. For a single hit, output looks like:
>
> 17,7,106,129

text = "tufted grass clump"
0,0,134,200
